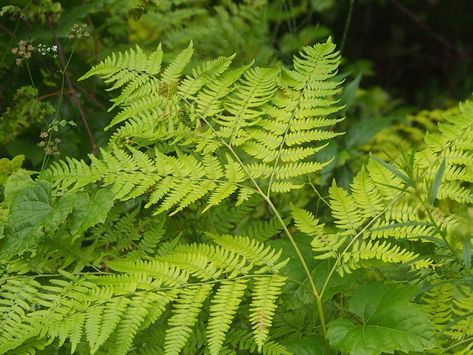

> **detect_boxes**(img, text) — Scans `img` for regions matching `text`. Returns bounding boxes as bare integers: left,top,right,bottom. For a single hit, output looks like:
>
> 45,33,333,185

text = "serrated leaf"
327,283,435,355
1,180,75,257
290,203,323,236
70,187,115,235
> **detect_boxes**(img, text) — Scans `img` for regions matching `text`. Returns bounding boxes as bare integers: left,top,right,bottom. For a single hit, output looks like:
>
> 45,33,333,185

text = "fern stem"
320,189,406,298
262,195,327,335
217,139,327,334
181,96,328,334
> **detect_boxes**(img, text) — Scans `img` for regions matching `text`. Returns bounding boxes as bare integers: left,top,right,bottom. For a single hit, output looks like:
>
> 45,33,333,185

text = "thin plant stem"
307,174,330,207
25,60,35,88
340,0,355,52
48,17,97,156
39,48,73,172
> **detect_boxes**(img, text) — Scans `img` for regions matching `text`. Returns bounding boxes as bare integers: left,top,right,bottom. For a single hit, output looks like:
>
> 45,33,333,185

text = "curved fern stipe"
183,96,328,335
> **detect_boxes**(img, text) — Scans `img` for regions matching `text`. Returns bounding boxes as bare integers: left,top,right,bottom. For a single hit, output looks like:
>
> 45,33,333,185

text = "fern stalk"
319,189,406,298
262,194,327,335
185,98,328,335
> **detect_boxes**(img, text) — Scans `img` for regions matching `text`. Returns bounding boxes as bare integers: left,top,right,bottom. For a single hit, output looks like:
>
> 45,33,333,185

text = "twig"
37,89,75,101
389,0,461,55
0,23,16,37
47,16,98,156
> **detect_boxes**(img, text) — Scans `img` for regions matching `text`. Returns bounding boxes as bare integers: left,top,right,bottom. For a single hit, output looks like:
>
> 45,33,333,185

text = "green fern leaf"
291,204,324,235
161,42,194,83
207,279,248,355
250,275,287,351
164,284,213,355
329,181,363,232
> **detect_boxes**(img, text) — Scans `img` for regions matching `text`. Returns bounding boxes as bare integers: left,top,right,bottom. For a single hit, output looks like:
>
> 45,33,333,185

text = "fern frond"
210,235,289,272
87,297,129,354
66,41,343,216
207,279,248,355
291,204,324,235
179,54,235,100
215,66,280,142
79,45,163,112
329,182,363,232
164,283,213,355
250,275,287,351
161,42,194,84
107,292,162,355
0,278,42,353
225,328,292,355
421,283,473,353
351,167,384,218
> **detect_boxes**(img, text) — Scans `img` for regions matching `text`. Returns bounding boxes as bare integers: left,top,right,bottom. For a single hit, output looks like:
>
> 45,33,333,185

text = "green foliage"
289,102,473,279
46,40,343,214
327,283,435,355
1,2,473,354
421,282,473,354
0,86,54,144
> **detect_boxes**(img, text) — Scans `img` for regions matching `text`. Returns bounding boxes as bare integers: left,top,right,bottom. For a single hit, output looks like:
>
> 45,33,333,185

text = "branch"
47,17,98,156
37,89,75,101
389,0,461,55
0,23,16,37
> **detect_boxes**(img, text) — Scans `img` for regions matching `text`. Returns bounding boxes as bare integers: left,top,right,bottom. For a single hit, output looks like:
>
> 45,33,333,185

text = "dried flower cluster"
37,43,58,57
11,41,58,64
68,23,90,39
38,131,61,157
11,40,34,65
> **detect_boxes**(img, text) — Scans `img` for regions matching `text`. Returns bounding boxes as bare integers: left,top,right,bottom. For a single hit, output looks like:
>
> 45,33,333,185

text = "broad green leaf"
1,180,75,257
327,283,435,355
70,187,114,235
345,116,395,149
3,170,34,206
282,335,331,354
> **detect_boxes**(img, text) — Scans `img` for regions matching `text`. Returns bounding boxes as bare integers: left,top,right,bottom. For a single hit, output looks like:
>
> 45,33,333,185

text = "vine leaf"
327,283,435,355
1,180,75,257
69,187,114,235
